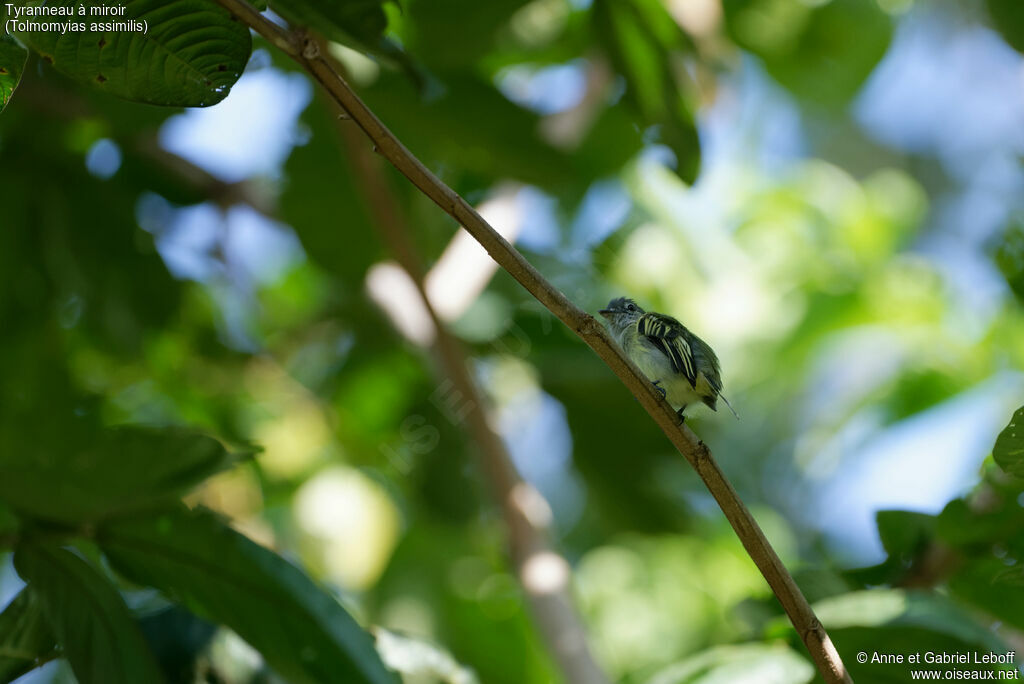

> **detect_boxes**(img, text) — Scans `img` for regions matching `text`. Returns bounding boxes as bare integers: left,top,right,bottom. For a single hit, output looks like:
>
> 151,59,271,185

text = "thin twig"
213,1,851,680
325,52,608,683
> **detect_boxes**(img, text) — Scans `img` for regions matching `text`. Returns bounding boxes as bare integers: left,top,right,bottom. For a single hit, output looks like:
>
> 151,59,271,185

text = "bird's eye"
627,304,635,311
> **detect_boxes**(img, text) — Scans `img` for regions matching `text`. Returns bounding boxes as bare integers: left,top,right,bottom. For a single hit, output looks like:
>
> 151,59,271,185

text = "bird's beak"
598,309,612,319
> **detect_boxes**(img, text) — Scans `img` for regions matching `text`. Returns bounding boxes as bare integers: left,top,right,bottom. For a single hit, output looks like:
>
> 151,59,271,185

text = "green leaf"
13,0,251,106
0,502,17,552
783,589,1012,682
875,509,935,558
723,0,891,108
138,605,218,683
995,217,1024,306
0,34,28,113
13,543,164,684
0,588,59,683
810,589,1006,651
100,507,399,684
404,0,529,71
363,72,580,193
280,93,383,284
593,0,701,182
270,0,386,54
948,558,1024,632
937,489,1024,548
646,643,814,684
993,406,1024,477
988,0,1024,53
0,426,234,524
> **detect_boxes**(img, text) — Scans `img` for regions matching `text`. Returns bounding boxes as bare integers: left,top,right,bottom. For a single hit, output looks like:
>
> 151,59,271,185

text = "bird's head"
599,297,645,332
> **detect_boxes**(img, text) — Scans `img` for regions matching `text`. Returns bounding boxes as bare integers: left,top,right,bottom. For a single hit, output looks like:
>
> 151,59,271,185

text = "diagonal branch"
326,58,608,683
213,2,852,681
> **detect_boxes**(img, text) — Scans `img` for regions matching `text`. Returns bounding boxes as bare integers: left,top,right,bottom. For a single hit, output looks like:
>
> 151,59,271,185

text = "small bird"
599,297,737,421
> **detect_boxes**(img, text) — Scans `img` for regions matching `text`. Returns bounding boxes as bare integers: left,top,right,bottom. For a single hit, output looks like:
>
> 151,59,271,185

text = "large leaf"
12,0,250,106
770,589,1012,682
280,93,383,284
13,543,164,684
988,0,1024,53
0,426,233,524
646,643,813,684
0,588,59,683
0,34,27,113
993,406,1024,478
723,0,891,108
875,510,935,559
267,0,420,81
0,111,184,355
809,589,1006,652
404,0,529,70
270,0,385,51
100,507,399,684
995,218,1024,306
948,558,1024,632
363,72,580,194
138,605,218,683
593,0,701,182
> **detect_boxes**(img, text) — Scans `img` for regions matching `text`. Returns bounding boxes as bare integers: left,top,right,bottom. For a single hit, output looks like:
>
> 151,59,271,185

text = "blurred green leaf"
948,558,1024,632
0,108,183,356
100,506,400,684
404,0,530,71
0,588,58,683
0,502,17,551
13,0,250,106
0,426,233,524
993,406,1024,478
987,0,1024,52
995,217,1024,306
723,0,892,107
646,643,813,684
937,487,1024,548
364,72,580,193
13,542,164,684
281,94,384,284
593,0,700,182
138,605,218,684
268,0,419,81
885,369,963,422
811,589,1004,650
271,0,385,50
794,589,1011,682
876,510,935,559
0,34,27,114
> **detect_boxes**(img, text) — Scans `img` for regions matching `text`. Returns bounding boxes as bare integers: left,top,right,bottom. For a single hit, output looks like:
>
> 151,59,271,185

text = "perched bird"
599,297,737,421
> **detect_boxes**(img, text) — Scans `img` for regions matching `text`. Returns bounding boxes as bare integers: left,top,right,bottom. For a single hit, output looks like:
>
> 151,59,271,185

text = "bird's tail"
719,393,739,419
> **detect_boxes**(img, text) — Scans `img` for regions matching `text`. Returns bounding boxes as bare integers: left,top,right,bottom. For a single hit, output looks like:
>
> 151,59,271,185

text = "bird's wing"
637,313,696,387
688,334,723,394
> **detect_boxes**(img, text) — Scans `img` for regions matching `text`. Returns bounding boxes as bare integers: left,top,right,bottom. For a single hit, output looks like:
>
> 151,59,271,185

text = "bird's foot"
652,380,667,399
676,408,686,425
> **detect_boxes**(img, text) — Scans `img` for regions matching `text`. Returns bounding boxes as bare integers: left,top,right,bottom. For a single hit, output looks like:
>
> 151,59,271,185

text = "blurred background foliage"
2,0,1024,681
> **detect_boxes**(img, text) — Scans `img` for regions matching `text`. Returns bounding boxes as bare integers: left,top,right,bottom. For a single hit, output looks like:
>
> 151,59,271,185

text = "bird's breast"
625,337,703,409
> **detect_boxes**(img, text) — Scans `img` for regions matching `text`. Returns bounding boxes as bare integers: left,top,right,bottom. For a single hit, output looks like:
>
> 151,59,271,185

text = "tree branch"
214,1,851,681
325,53,608,683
